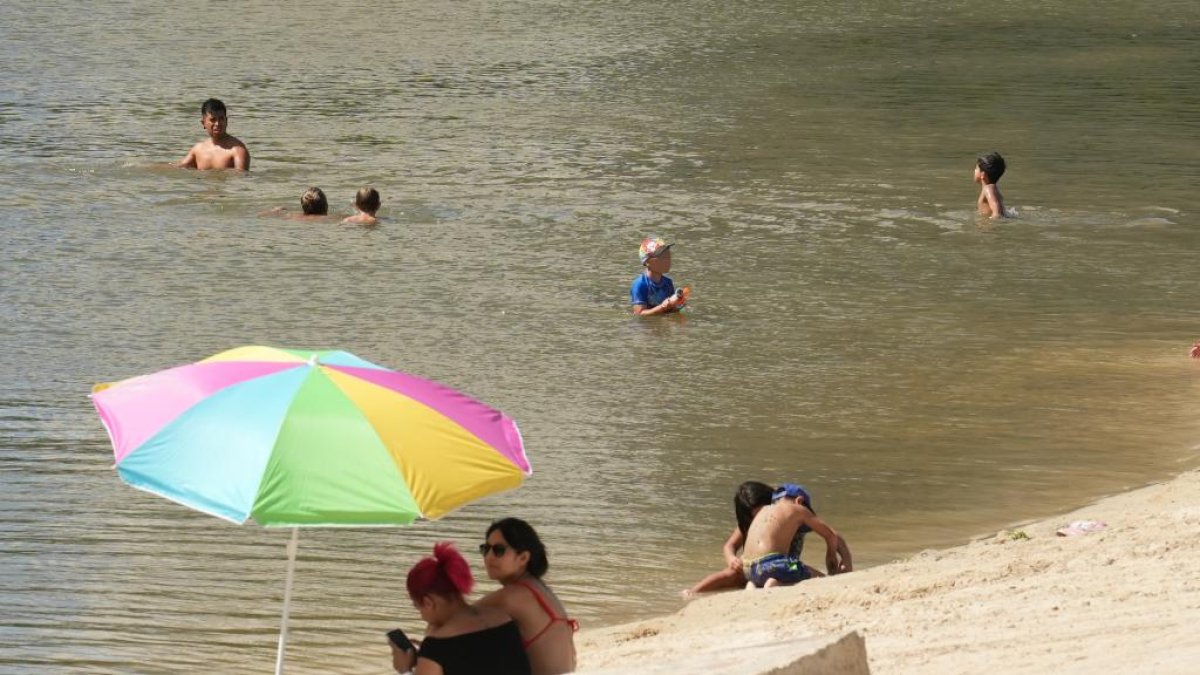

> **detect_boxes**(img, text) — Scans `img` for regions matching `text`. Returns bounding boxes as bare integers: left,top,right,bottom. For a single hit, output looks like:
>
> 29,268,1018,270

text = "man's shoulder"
225,135,250,152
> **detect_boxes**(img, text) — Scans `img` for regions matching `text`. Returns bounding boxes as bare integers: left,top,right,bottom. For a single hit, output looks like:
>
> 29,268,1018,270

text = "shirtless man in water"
178,98,250,170
742,484,851,588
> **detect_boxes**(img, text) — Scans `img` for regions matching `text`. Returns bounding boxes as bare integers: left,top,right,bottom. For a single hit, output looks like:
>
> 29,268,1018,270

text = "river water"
2,0,1199,672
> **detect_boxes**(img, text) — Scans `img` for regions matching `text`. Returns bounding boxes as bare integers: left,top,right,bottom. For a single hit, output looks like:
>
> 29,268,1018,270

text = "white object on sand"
1056,520,1108,537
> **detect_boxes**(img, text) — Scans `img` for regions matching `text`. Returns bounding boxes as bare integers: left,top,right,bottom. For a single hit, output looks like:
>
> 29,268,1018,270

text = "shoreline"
576,469,1200,673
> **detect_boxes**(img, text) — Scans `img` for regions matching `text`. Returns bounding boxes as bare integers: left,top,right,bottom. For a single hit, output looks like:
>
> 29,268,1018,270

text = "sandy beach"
577,469,1200,674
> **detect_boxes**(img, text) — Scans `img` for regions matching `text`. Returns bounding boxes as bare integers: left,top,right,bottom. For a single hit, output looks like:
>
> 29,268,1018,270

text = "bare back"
743,501,807,560
978,183,1004,218
744,498,849,577
478,579,576,675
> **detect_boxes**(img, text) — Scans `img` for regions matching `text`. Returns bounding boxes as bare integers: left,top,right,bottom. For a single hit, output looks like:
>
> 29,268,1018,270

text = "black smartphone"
386,628,415,652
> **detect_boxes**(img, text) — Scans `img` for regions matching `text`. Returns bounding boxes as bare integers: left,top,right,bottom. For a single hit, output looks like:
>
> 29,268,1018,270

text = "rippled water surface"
3,0,1200,672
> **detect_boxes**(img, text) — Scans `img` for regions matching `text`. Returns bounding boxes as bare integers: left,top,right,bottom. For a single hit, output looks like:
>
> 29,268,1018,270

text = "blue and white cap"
772,483,812,509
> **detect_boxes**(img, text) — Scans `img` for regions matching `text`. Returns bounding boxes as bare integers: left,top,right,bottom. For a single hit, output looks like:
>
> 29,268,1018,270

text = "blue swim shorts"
745,553,811,588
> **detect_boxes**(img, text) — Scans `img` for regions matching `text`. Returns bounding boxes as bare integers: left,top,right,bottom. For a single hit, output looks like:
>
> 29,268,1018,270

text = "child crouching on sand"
684,482,852,597
742,483,851,588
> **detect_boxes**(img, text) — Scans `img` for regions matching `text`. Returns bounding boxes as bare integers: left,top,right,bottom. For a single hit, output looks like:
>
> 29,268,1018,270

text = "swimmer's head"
200,98,227,118
200,98,229,138
301,187,328,215
976,151,1006,184
355,187,381,214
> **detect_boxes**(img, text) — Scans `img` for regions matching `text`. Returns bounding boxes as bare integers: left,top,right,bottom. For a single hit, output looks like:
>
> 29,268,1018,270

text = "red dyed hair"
407,542,474,601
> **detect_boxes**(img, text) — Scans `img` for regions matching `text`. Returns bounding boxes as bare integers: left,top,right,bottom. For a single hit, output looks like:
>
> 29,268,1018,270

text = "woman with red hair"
391,542,531,675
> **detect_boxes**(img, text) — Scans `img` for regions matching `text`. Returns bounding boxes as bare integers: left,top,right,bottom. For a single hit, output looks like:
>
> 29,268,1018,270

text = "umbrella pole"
275,527,300,675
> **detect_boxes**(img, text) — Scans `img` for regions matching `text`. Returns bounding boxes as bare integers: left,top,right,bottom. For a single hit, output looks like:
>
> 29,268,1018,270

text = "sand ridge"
578,469,1200,674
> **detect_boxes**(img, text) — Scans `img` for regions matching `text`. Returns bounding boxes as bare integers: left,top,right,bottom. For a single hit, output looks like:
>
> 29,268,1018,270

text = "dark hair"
977,151,1006,184
201,98,227,118
300,187,327,215
734,481,775,538
355,186,381,212
406,542,473,602
485,517,549,578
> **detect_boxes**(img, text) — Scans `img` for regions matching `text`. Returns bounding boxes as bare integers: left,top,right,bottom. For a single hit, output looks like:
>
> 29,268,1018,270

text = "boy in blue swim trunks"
630,236,686,316
742,483,852,588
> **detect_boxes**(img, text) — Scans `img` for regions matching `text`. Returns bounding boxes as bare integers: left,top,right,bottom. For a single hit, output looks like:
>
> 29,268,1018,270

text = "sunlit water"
2,0,1199,672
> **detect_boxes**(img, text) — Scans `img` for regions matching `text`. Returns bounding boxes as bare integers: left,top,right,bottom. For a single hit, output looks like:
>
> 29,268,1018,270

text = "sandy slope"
577,470,1200,674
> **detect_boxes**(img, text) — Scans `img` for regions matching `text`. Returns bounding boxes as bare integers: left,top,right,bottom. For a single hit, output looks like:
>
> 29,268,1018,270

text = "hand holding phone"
387,628,415,653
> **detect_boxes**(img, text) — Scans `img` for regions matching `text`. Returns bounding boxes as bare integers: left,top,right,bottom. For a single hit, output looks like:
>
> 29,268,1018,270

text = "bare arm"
799,510,847,575
178,146,197,168
982,184,1004,218
474,588,507,612
832,534,853,574
233,145,250,171
722,527,745,568
414,657,444,675
632,295,680,316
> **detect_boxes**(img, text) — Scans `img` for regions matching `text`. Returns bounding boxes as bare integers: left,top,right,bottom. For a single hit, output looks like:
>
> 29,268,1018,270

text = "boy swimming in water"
341,187,380,225
261,187,331,220
178,98,251,171
742,483,851,588
630,236,686,315
974,151,1006,218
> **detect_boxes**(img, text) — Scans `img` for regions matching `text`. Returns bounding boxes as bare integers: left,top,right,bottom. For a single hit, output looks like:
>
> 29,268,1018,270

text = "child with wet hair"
260,187,330,220
974,151,1007,218
342,186,381,225
391,542,531,675
300,187,328,215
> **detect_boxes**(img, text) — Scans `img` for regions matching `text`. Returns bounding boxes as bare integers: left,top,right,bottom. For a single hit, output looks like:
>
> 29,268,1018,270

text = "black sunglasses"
478,543,510,557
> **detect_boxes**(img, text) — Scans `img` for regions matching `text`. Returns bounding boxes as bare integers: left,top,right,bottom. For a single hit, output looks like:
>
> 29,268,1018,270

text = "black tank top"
417,620,531,675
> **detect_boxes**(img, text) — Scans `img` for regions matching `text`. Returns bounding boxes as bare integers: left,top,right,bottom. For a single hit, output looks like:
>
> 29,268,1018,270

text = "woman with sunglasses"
475,518,578,675
391,542,531,675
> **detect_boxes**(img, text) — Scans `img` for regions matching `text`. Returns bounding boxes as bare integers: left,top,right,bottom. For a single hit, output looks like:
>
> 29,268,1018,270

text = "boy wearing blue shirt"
630,236,686,316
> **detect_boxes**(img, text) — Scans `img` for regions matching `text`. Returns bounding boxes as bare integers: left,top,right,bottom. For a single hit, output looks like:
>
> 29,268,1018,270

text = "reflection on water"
2,0,1200,671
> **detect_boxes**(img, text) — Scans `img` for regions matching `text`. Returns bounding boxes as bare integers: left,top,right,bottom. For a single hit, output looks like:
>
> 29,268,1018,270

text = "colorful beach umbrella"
90,345,530,673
